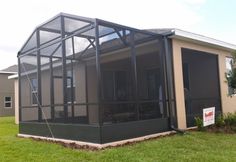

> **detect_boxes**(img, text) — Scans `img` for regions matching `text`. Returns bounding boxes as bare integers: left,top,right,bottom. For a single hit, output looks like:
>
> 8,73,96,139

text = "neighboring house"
8,74,19,124
17,13,236,144
0,67,17,117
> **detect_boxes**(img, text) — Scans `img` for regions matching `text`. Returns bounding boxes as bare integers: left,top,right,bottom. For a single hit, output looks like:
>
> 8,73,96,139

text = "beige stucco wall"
172,38,236,129
20,64,89,121
0,73,15,117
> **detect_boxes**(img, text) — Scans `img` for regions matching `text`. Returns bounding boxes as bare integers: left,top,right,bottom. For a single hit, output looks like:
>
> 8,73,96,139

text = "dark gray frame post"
94,19,102,126
163,36,177,127
49,57,55,120
85,62,89,120
71,37,75,120
130,31,139,120
18,56,22,122
70,60,75,119
159,38,168,117
36,29,42,122
61,16,68,122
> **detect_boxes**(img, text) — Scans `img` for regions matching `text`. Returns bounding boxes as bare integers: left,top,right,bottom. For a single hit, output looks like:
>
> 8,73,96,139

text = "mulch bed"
205,125,236,134
18,131,177,151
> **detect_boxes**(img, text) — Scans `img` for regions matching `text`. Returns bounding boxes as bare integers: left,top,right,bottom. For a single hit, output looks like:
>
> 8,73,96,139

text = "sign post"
203,107,215,127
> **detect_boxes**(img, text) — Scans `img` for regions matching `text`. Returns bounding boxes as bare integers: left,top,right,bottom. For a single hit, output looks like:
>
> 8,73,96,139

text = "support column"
85,63,89,121
95,19,102,126
18,56,22,122
130,31,139,120
71,60,75,119
36,30,42,122
159,39,168,118
49,57,55,120
61,16,68,122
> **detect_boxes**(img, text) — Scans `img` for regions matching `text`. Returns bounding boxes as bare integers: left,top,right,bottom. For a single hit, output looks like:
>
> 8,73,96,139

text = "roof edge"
170,28,236,51
8,74,18,79
0,71,17,74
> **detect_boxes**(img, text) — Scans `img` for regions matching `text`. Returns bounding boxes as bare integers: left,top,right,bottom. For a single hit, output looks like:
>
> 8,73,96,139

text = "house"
8,73,19,124
17,13,236,144
0,65,17,117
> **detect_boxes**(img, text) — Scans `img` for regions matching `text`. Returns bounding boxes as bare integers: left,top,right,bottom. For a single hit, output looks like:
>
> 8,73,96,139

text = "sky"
0,0,236,69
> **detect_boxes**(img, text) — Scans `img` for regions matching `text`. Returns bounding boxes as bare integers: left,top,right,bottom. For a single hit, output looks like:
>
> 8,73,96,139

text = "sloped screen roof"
18,13,161,58
19,13,95,55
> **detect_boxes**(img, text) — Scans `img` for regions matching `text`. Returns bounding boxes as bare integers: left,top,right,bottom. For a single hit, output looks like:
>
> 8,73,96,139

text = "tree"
226,51,236,95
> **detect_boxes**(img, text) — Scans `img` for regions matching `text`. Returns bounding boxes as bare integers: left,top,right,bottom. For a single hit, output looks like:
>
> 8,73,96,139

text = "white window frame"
4,96,12,109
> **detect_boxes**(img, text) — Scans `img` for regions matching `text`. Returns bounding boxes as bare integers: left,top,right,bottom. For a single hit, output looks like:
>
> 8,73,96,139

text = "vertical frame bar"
71,36,75,121
18,55,22,122
61,16,68,122
95,19,103,144
130,31,139,120
50,57,55,121
71,60,75,120
72,37,75,59
163,36,177,127
159,37,168,118
95,19,102,126
85,62,89,122
36,29,42,122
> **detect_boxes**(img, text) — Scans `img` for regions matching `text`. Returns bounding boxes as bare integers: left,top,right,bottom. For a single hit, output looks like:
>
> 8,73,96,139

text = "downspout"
163,31,185,134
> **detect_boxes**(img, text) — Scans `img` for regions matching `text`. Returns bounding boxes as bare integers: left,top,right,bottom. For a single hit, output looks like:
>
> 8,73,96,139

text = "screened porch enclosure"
181,48,222,127
18,13,174,143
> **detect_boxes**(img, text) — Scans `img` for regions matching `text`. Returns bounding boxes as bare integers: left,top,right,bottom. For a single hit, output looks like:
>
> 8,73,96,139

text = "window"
103,71,128,101
30,78,38,105
67,70,75,102
226,57,236,95
146,68,161,99
4,97,12,108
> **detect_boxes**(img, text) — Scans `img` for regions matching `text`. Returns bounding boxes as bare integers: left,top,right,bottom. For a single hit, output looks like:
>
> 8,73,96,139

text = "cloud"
181,0,206,5
0,50,17,70
0,45,18,53
0,0,206,69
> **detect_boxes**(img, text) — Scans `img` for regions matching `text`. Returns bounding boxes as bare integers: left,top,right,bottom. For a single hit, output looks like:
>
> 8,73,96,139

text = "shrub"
194,117,204,131
195,112,236,133
224,112,236,126
215,114,225,127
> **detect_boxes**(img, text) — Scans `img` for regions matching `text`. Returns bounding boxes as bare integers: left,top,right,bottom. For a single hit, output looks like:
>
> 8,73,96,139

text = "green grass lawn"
1,117,236,162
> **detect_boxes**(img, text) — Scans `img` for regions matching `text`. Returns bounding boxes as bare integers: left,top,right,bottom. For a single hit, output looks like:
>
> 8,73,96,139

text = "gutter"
8,74,18,79
169,29,236,52
0,71,17,74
